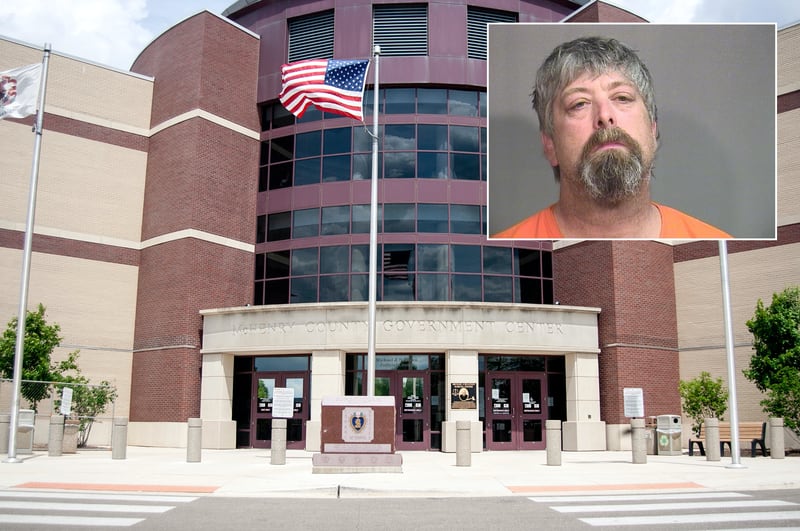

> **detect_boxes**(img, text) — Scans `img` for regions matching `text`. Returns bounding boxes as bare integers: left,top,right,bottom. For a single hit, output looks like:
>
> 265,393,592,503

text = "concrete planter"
63,420,80,453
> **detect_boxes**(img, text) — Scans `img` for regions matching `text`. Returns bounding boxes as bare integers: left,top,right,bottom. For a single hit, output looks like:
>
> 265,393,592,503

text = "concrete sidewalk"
1,447,799,498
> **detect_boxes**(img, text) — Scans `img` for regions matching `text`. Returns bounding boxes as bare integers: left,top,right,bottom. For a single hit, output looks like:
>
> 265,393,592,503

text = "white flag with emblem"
0,63,42,119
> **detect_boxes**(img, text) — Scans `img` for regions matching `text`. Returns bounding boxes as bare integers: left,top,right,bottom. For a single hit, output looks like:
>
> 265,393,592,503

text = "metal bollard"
705,418,720,461
48,415,65,457
187,418,203,463
456,420,471,467
769,417,785,459
546,419,562,466
112,417,128,460
271,419,287,465
631,418,647,464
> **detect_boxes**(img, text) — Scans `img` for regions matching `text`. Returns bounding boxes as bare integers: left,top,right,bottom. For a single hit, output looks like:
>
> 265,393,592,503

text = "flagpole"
4,44,51,464
719,239,745,469
367,45,380,396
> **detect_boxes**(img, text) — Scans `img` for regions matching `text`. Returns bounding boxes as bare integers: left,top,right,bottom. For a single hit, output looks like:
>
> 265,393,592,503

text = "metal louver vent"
288,10,335,62
373,4,428,56
467,7,517,60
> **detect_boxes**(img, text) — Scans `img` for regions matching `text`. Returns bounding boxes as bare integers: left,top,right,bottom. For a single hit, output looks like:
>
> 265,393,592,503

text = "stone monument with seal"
312,395,402,473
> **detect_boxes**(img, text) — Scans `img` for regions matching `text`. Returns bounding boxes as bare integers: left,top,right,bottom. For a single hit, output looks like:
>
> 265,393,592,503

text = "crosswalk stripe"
0,491,197,503
529,491,751,503
0,514,143,527
551,499,795,513
582,510,800,527
0,500,175,513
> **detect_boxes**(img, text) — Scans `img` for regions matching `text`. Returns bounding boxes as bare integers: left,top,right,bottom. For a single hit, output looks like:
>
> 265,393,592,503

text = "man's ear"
541,131,558,167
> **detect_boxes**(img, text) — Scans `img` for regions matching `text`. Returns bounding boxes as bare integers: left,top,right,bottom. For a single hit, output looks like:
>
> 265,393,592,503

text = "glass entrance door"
376,370,430,450
485,372,546,450
252,372,308,449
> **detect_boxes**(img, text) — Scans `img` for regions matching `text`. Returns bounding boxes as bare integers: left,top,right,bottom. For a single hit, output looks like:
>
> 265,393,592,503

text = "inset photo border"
487,23,776,240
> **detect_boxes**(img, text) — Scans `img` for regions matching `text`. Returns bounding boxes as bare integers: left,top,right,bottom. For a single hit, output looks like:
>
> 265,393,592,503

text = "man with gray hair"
494,36,729,239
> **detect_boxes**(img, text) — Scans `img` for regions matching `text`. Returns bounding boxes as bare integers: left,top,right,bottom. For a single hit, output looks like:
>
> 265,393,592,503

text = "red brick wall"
132,12,260,132
554,241,681,425
129,12,260,422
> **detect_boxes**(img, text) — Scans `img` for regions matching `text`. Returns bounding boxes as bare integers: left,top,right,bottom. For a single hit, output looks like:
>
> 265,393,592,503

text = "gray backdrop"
487,24,776,239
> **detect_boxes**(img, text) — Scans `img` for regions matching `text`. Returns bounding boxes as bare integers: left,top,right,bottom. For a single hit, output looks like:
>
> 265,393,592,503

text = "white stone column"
563,351,606,450
306,350,346,452
442,350,481,453
199,352,236,449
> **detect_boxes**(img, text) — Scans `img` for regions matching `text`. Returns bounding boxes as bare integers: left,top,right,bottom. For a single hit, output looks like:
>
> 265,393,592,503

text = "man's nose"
594,100,615,128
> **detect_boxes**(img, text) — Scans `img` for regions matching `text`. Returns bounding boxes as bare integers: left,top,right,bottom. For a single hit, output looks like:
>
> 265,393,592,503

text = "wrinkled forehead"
558,69,638,97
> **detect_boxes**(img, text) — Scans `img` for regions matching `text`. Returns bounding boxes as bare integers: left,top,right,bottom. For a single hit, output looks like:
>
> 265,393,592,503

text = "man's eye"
569,101,588,111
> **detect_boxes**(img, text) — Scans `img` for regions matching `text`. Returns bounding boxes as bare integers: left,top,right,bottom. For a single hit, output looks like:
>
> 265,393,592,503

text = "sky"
0,0,799,71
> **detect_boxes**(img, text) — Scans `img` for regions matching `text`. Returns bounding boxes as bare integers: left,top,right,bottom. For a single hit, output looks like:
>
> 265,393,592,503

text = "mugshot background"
487,23,776,240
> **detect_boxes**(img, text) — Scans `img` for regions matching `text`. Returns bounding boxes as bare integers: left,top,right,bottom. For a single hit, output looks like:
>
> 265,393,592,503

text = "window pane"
292,247,318,275
385,87,415,114
320,275,349,302
323,127,352,155
291,276,317,303
484,275,512,302
383,244,415,274
449,89,479,116
483,246,512,275
321,205,350,235
418,124,448,150
296,130,321,158
418,244,448,271
272,104,294,129
384,203,415,232
269,162,292,190
265,278,289,304
453,274,481,301
297,106,322,123
353,153,373,181
352,204,373,234
255,253,266,280
418,204,448,232
256,215,266,243
479,91,487,117
322,155,351,182
293,208,319,238
451,153,480,180
542,251,553,278
351,245,369,272
271,136,294,162
266,251,290,279
385,124,416,150
451,245,481,273
384,274,415,301
517,249,541,277
254,280,264,305
320,245,349,274
450,126,480,152
518,277,542,303
353,125,373,152
267,212,291,241
543,279,554,304
417,152,448,179
294,158,321,186
417,88,447,114
418,273,449,300
450,204,481,234
385,152,415,178
351,274,368,301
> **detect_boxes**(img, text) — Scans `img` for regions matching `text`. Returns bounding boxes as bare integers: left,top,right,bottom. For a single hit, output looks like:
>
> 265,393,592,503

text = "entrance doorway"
252,372,308,449
376,370,429,450
484,372,546,450
345,354,445,450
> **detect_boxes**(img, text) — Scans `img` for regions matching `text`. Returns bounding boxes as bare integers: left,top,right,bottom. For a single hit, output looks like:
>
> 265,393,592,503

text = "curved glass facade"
256,87,552,306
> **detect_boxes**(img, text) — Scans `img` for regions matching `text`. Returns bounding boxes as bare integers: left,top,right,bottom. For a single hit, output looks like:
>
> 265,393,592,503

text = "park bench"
688,421,767,457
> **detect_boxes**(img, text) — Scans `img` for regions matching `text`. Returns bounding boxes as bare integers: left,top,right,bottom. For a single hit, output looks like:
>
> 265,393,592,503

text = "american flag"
279,59,370,121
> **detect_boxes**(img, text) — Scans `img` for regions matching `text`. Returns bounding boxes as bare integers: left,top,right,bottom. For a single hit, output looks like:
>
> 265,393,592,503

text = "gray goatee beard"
577,127,650,205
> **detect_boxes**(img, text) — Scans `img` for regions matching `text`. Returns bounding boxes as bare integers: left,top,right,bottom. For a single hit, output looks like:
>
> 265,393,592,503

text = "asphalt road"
2,488,800,530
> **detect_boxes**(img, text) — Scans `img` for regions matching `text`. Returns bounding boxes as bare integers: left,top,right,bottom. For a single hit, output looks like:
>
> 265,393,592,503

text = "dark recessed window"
267,212,290,241
266,251,290,279
451,245,481,273
294,158,321,186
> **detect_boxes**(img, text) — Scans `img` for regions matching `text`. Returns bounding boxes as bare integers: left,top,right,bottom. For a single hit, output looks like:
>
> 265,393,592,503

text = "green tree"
679,371,729,436
0,304,77,409
56,361,118,447
745,286,800,435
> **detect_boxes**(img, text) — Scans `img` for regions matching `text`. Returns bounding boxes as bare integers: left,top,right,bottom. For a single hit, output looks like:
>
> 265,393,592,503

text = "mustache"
581,127,642,160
